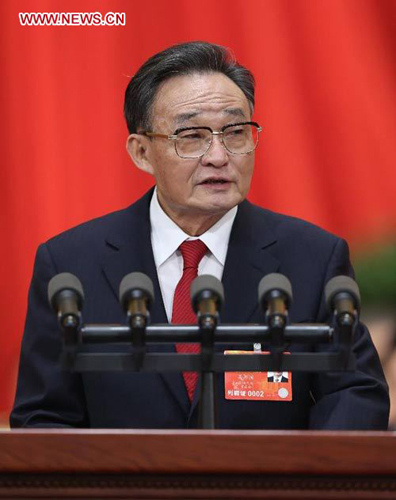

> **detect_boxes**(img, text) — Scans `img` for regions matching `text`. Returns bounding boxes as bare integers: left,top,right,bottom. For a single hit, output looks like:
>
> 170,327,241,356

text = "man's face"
143,72,256,222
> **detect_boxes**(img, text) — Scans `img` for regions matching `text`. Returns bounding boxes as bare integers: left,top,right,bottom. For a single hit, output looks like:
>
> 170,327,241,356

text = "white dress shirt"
150,188,238,322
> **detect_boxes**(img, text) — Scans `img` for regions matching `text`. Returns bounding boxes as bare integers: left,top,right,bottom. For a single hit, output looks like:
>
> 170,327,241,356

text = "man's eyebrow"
174,108,246,125
174,112,200,124
223,108,246,118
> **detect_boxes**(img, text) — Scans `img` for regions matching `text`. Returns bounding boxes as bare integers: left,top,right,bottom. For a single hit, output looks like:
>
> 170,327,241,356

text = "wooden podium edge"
0,430,394,475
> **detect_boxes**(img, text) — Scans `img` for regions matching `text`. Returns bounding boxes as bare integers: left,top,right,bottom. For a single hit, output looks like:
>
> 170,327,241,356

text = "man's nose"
200,135,228,167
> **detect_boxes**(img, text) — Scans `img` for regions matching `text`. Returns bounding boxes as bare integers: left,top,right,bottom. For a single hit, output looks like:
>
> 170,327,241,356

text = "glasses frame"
139,121,262,159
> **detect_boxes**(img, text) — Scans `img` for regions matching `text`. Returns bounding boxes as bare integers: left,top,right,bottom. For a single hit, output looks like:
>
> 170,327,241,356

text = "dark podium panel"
0,430,395,499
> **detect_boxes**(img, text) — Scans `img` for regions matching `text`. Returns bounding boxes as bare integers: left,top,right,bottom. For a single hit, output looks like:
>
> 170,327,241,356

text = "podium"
0,430,395,498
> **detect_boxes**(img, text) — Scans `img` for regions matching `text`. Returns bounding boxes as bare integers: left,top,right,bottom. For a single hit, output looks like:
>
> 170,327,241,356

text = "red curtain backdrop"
1,0,395,420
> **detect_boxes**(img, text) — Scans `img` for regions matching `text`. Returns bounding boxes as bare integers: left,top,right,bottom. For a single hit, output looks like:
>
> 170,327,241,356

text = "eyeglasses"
139,121,262,159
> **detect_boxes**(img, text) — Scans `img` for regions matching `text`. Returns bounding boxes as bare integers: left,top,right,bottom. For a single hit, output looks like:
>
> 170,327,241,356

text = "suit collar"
102,191,280,323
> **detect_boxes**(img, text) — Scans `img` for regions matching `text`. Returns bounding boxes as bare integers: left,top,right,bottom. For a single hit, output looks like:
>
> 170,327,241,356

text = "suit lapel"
189,200,281,417
222,200,280,323
101,190,163,313
101,189,189,416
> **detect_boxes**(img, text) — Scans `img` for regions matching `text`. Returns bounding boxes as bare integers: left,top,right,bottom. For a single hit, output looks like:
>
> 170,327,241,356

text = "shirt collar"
150,187,238,267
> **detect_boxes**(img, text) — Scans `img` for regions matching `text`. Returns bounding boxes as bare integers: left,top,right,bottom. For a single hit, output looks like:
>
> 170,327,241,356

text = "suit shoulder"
43,189,152,255
45,206,130,249
246,202,342,247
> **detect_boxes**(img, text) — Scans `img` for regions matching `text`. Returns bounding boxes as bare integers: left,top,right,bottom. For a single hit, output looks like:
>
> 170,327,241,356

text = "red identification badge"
224,350,292,401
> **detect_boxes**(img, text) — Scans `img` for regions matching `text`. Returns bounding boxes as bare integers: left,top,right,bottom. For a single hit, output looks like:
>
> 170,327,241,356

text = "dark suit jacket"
10,189,389,429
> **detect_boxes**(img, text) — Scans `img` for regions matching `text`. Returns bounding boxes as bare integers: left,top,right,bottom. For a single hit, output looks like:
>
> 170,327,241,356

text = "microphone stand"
197,310,217,429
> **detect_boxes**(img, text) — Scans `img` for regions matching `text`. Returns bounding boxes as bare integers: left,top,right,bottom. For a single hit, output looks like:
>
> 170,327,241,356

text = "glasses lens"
223,124,259,154
175,128,212,158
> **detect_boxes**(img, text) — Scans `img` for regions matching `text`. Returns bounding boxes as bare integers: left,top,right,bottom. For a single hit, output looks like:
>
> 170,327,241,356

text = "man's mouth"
199,179,230,185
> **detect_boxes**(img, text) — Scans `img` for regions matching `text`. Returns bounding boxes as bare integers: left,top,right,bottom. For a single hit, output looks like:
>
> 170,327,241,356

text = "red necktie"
172,239,208,401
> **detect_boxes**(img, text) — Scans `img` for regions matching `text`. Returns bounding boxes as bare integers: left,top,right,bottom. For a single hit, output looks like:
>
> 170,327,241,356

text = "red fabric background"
1,0,395,418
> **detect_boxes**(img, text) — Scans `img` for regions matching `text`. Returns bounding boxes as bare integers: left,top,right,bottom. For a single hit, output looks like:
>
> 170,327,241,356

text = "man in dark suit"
10,41,389,430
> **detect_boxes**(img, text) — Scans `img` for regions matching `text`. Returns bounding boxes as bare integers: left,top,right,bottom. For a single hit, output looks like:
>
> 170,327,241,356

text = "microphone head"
119,272,154,311
325,275,361,312
258,273,293,309
48,273,84,310
191,275,224,313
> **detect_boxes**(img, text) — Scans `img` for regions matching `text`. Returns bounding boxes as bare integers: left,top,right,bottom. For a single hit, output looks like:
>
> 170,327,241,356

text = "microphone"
119,272,154,329
191,275,224,329
325,275,360,326
48,273,84,331
258,273,292,329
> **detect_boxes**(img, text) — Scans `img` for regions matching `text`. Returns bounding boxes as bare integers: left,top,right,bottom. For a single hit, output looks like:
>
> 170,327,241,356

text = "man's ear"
126,134,155,175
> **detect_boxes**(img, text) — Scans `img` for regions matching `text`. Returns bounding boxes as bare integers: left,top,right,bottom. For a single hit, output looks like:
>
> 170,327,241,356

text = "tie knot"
179,239,207,269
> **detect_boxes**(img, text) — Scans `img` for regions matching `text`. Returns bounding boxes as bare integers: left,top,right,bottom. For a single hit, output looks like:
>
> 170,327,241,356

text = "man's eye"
228,128,244,135
179,132,204,140
185,134,200,139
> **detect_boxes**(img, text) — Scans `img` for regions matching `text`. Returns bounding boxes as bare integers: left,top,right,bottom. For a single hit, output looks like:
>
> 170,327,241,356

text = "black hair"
124,41,255,133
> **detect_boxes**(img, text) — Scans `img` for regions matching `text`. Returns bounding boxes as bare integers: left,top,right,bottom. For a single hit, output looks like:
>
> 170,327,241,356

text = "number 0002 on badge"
224,350,292,401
